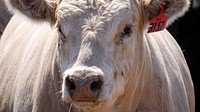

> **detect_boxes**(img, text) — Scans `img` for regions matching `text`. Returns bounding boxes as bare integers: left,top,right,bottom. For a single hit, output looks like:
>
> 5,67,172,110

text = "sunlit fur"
4,0,60,23
0,0,194,112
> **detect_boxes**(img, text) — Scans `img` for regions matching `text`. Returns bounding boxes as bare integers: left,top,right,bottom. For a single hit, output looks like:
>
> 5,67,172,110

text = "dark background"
167,0,200,111
0,0,11,37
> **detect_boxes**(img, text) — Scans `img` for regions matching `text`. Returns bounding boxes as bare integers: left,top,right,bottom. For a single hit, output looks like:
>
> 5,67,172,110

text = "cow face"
57,1,135,110
55,0,190,111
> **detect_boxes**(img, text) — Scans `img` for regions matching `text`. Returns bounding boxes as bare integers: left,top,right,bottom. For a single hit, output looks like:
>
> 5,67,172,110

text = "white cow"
0,0,195,112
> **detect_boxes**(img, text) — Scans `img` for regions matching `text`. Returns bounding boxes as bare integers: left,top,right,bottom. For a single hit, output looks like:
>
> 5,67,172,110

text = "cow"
0,0,195,112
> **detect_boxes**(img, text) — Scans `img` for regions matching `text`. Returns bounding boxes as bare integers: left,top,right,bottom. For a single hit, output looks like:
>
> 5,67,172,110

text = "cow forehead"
57,0,131,19
57,0,133,39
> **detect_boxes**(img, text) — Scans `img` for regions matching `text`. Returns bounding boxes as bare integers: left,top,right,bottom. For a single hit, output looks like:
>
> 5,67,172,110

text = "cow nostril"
90,79,103,92
65,77,76,91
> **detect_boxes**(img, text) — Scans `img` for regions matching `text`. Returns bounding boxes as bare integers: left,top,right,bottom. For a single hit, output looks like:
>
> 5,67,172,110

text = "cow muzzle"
63,67,105,108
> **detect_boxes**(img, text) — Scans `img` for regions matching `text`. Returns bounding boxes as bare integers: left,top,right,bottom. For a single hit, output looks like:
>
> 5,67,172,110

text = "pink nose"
65,71,103,101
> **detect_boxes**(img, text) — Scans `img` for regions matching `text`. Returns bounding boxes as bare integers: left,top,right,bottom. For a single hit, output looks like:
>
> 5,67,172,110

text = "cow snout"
65,71,103,101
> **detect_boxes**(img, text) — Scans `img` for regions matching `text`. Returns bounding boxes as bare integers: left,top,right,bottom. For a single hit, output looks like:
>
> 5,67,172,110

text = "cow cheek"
114,72,125,97
103,71,125,101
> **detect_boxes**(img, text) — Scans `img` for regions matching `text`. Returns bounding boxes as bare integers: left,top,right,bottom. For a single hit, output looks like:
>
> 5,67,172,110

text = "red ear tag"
147,4,168,33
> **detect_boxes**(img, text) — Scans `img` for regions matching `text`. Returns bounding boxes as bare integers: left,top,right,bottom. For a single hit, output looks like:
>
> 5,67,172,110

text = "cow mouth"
72,100,105,109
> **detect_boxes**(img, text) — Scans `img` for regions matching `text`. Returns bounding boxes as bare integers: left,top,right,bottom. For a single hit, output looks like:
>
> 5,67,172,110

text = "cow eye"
121,25,132,38
58,26,67,42
115,25,133,45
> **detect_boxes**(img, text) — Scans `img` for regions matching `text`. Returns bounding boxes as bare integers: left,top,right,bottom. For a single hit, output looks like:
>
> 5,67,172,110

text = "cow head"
5,0,190,111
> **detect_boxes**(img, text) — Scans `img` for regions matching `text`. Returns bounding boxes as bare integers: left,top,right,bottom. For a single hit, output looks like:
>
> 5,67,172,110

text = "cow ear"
136,0,190,26
5,0,60,23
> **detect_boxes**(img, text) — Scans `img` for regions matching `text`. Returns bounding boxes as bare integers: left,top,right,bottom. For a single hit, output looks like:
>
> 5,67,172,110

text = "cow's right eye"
58,26,67,42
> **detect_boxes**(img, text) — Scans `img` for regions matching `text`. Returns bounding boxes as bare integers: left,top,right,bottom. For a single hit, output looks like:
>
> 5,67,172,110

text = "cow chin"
72,100,105,110
71,97,116,111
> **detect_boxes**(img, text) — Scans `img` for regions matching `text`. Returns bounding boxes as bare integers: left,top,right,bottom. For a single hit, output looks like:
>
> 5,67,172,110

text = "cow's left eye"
115,25,133,45
121,25,132,38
